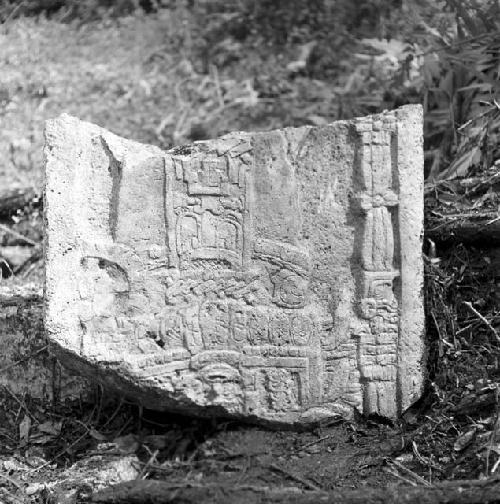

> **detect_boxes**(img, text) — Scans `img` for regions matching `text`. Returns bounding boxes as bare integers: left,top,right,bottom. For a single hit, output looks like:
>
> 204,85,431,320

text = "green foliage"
403,0,500,182
233,0,325,44
0,0,156,22
2,0,499,183
184,0,404,50
357,0,500,182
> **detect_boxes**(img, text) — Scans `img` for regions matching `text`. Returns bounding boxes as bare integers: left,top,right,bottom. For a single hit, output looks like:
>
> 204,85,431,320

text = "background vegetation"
1,0,499,187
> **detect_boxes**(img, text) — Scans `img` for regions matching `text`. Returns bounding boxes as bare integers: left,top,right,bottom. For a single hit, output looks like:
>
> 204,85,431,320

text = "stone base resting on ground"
43,105,425,426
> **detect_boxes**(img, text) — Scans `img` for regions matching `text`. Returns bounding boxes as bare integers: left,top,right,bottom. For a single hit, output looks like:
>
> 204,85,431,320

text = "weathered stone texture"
44,105,425,424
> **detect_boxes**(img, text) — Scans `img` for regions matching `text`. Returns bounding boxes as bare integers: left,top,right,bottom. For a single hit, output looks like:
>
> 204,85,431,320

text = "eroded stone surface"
44,106,425,425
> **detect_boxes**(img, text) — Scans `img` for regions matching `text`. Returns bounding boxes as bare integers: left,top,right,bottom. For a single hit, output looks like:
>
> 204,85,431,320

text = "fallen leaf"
143,434,169,450
37,420,62,436
89,428,107,442
19,415,31,446
111,434,140,454
454,429,476,452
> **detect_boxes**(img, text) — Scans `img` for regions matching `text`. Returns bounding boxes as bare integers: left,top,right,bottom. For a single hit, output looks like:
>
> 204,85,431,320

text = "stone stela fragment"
44,105,425,425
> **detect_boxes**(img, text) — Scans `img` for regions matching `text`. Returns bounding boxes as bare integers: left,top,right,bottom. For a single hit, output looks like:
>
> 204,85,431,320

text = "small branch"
386,458,430,486
462,301,500,344
298,435,332,450
0,471,24,491
0,223,38,247
426,212,500,245
0,345,48,376
268,463,321,491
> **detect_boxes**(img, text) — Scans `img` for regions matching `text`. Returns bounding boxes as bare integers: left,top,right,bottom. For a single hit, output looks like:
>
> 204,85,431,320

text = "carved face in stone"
271,269,308,308
370,278,395,303
199,362,243,411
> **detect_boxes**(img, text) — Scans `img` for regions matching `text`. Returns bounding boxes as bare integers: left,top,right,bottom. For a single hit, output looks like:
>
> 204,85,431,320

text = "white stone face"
43,106,425,425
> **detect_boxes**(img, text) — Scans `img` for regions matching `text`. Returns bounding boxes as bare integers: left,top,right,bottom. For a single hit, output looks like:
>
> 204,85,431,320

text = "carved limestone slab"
44,105,425,425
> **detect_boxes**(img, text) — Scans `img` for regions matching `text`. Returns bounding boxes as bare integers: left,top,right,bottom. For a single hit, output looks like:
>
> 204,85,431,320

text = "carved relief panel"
44,106,425,424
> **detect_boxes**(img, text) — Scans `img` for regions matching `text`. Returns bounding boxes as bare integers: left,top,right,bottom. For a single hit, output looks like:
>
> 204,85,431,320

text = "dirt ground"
0,390,424,502
0,4,499,503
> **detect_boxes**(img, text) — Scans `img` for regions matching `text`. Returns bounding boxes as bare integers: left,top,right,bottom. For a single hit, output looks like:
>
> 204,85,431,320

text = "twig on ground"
386,458,430,486
28,429,90,474
412,442,444,473
0,223,38,247
0,345,48,376
298,435,333,450
0,471,23,491
0,384,36,422
101,398,125,429
138,449,159,480
385,466,418,486
268,463,321,491
12,246,42,276
485,401,500,475
462,301,500,343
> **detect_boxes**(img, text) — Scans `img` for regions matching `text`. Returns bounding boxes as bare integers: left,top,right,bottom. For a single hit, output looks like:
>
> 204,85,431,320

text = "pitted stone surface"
44,105,425,425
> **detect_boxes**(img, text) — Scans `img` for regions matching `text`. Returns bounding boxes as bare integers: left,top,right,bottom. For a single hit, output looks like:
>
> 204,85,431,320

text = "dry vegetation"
0,0,499,502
